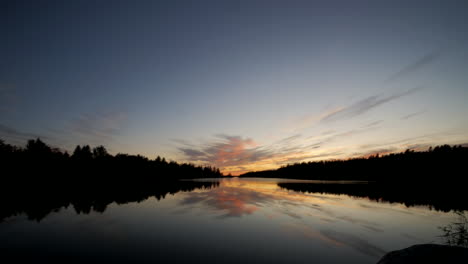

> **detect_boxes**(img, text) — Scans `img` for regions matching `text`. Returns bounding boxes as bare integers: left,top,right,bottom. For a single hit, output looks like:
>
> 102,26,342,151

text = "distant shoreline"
239,144,468,182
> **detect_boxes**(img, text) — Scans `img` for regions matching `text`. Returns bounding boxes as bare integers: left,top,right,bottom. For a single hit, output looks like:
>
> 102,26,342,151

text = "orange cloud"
176,134,348,175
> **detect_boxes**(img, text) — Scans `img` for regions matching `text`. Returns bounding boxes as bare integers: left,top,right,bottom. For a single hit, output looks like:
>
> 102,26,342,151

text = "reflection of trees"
0,180,219,222
439,211,468,248
278,182,468,212
0,138,221,222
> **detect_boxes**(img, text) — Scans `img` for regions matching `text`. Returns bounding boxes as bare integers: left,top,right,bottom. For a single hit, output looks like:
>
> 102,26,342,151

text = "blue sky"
1,0,468,174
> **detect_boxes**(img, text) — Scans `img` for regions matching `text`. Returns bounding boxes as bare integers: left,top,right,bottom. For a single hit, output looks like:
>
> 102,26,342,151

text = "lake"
0,178,463,264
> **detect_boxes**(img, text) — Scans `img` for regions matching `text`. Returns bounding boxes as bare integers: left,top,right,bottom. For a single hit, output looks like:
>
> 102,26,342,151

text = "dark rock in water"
377,244,468,264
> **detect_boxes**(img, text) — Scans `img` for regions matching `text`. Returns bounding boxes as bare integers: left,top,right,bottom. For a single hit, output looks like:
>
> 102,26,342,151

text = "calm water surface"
0,178,461,263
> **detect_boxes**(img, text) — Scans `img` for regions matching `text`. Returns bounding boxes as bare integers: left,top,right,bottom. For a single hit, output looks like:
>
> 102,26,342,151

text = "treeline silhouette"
240,145,468,182
0,138,221,222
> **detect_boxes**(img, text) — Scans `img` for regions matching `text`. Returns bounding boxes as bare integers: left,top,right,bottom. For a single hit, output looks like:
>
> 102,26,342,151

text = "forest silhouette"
0,138,220,222
2,139,467,221
240,144,468,182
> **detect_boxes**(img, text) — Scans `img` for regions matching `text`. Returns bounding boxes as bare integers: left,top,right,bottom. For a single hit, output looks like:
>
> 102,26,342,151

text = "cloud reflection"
180,187,263,218
180,178,383,228
320,229,386,258
175,178,450,259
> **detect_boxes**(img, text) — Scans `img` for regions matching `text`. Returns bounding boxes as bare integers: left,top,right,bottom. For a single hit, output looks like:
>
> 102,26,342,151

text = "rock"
376,244,468,264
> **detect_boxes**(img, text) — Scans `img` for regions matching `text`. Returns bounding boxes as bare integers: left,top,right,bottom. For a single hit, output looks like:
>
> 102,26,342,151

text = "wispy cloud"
175,114,460,174
178,134,273,168
290,107,343,132
51,111,128,148
306,125,381,146
276,134,302,144
385,50,440,83
0,123,47,145
177,135,280,174
320,87,422,123
73,112,126,139
290,51,438,132
401,110,425,120
176,133,353,175
291,87,421,131
362,120,384,128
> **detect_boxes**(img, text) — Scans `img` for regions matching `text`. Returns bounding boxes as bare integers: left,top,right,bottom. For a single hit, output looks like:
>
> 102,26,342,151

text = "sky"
1,0,468,175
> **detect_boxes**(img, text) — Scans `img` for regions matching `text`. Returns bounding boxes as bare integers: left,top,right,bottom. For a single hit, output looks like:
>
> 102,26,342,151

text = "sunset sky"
1,0,468,174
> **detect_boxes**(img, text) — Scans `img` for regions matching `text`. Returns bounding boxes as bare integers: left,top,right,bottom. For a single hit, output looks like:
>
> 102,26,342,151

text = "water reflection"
278,182,468,212
0,180,219,222
180,187,260,217
178,178,462,260
0,178,464,264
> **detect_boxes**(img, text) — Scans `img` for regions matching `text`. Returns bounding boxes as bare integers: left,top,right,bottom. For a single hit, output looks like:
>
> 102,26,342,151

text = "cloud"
276,134,302,144
176,128,385,174
50,111,128,149
290,107,342,132
179,109,446,174
362,120,384,128
287,51,438,133
178,148,205,158
293,88,420,131
177,134,276,168
175,115,408,174
305,125,380,148
71,111,126,139
176,133,338,175
0,123,47,144
401,110,425,120
385,50,440,83
320,87,421,123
